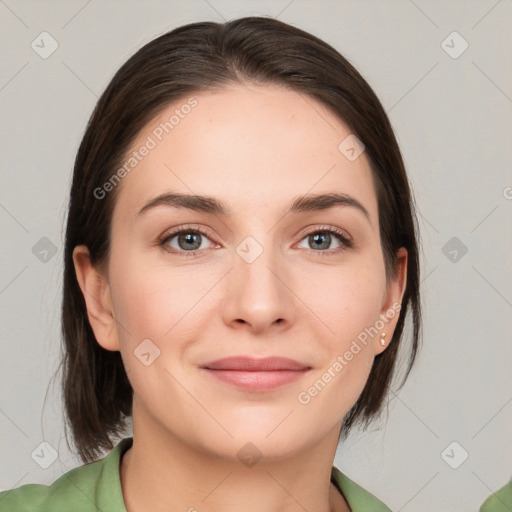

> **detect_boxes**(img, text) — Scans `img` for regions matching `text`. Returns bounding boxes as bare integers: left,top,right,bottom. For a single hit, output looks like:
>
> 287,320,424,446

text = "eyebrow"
137,191,371,223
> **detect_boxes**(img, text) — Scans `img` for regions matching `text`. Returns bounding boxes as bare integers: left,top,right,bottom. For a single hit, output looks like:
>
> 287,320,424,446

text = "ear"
374,247,408,356
72,245,120,351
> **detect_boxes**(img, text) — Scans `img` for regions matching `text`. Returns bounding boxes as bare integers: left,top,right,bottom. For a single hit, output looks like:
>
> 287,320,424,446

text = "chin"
197,421,319,462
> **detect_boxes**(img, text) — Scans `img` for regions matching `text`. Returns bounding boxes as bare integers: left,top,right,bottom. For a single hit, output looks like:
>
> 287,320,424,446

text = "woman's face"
76,83,406,460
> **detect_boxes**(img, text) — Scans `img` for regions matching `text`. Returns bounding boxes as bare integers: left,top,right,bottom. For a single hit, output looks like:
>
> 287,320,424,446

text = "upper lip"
201,356,310,371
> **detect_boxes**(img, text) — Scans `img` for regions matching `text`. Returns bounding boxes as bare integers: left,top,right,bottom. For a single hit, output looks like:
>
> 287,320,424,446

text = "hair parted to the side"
61,15,421,464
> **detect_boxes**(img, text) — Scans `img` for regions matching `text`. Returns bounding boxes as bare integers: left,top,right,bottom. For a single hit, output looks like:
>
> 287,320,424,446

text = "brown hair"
61,15,421,463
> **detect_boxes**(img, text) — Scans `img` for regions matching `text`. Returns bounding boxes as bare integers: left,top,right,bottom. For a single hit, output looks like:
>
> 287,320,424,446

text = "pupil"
311,233,330,250
180,232,200,250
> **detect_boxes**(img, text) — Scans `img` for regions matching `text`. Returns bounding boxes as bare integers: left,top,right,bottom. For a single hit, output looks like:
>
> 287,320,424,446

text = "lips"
201,356,311,392
202,356,309,371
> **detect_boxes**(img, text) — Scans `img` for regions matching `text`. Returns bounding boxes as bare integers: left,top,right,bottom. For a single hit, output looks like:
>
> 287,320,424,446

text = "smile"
200,356,311,392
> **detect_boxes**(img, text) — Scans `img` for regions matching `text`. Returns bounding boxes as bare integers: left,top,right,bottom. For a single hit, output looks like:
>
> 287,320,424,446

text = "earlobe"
374,247,408,356
72,245,120,351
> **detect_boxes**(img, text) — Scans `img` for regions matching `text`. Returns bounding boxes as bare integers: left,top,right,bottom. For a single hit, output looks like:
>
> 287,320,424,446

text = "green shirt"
479,478,512,512
0,437,391,511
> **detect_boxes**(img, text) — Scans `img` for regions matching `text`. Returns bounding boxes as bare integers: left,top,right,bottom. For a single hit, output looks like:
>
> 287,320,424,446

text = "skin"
73,82,407,512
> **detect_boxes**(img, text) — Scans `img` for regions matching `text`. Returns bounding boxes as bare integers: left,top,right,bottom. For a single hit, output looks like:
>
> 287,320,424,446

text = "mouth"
200,356,311,392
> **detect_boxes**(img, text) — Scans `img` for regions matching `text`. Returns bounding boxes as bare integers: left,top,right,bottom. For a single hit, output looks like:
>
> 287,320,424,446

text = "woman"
0,16,420,511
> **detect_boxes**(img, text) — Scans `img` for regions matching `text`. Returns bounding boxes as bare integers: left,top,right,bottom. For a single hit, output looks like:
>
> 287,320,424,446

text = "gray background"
1,1,511,510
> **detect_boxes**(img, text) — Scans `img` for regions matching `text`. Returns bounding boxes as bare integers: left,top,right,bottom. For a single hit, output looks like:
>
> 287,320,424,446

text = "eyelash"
158,224,353,258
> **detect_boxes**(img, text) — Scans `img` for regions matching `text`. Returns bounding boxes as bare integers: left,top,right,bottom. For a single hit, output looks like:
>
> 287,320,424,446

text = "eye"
159,225,217,256
159,225,353,257
296,227,353,254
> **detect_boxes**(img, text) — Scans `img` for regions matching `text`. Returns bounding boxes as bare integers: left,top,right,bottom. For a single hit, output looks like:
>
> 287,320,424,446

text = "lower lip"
203,369,309,392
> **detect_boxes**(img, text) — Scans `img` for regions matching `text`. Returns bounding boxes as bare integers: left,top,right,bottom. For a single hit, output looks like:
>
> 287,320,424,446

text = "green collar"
45,436,391,511
109,437,391,511
331,465,392,511
479,478,512,512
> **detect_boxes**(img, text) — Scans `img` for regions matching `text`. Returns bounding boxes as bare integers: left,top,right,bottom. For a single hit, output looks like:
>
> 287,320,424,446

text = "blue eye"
159,225,352,257
160,227,214,256
297,228,353,254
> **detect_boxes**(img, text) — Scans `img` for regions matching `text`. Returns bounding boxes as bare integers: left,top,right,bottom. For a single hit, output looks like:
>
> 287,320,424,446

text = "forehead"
112,83,378,222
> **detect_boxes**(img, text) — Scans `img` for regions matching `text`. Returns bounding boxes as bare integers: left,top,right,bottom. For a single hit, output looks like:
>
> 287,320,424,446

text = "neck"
119,408,350,512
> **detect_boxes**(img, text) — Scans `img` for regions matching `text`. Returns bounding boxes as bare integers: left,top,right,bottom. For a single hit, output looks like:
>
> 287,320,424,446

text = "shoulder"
331,466,393,512
0,437,132,512
0,463,103,511
479,478,512,512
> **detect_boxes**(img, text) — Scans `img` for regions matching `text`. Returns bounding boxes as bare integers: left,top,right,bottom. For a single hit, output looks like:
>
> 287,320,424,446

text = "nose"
221,241,296,335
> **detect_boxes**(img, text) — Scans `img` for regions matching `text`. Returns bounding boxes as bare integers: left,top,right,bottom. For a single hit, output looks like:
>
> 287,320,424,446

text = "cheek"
107,255,223,394
108,262,204,396
293,257,386,405
302,258,387,344
110,254,213,341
